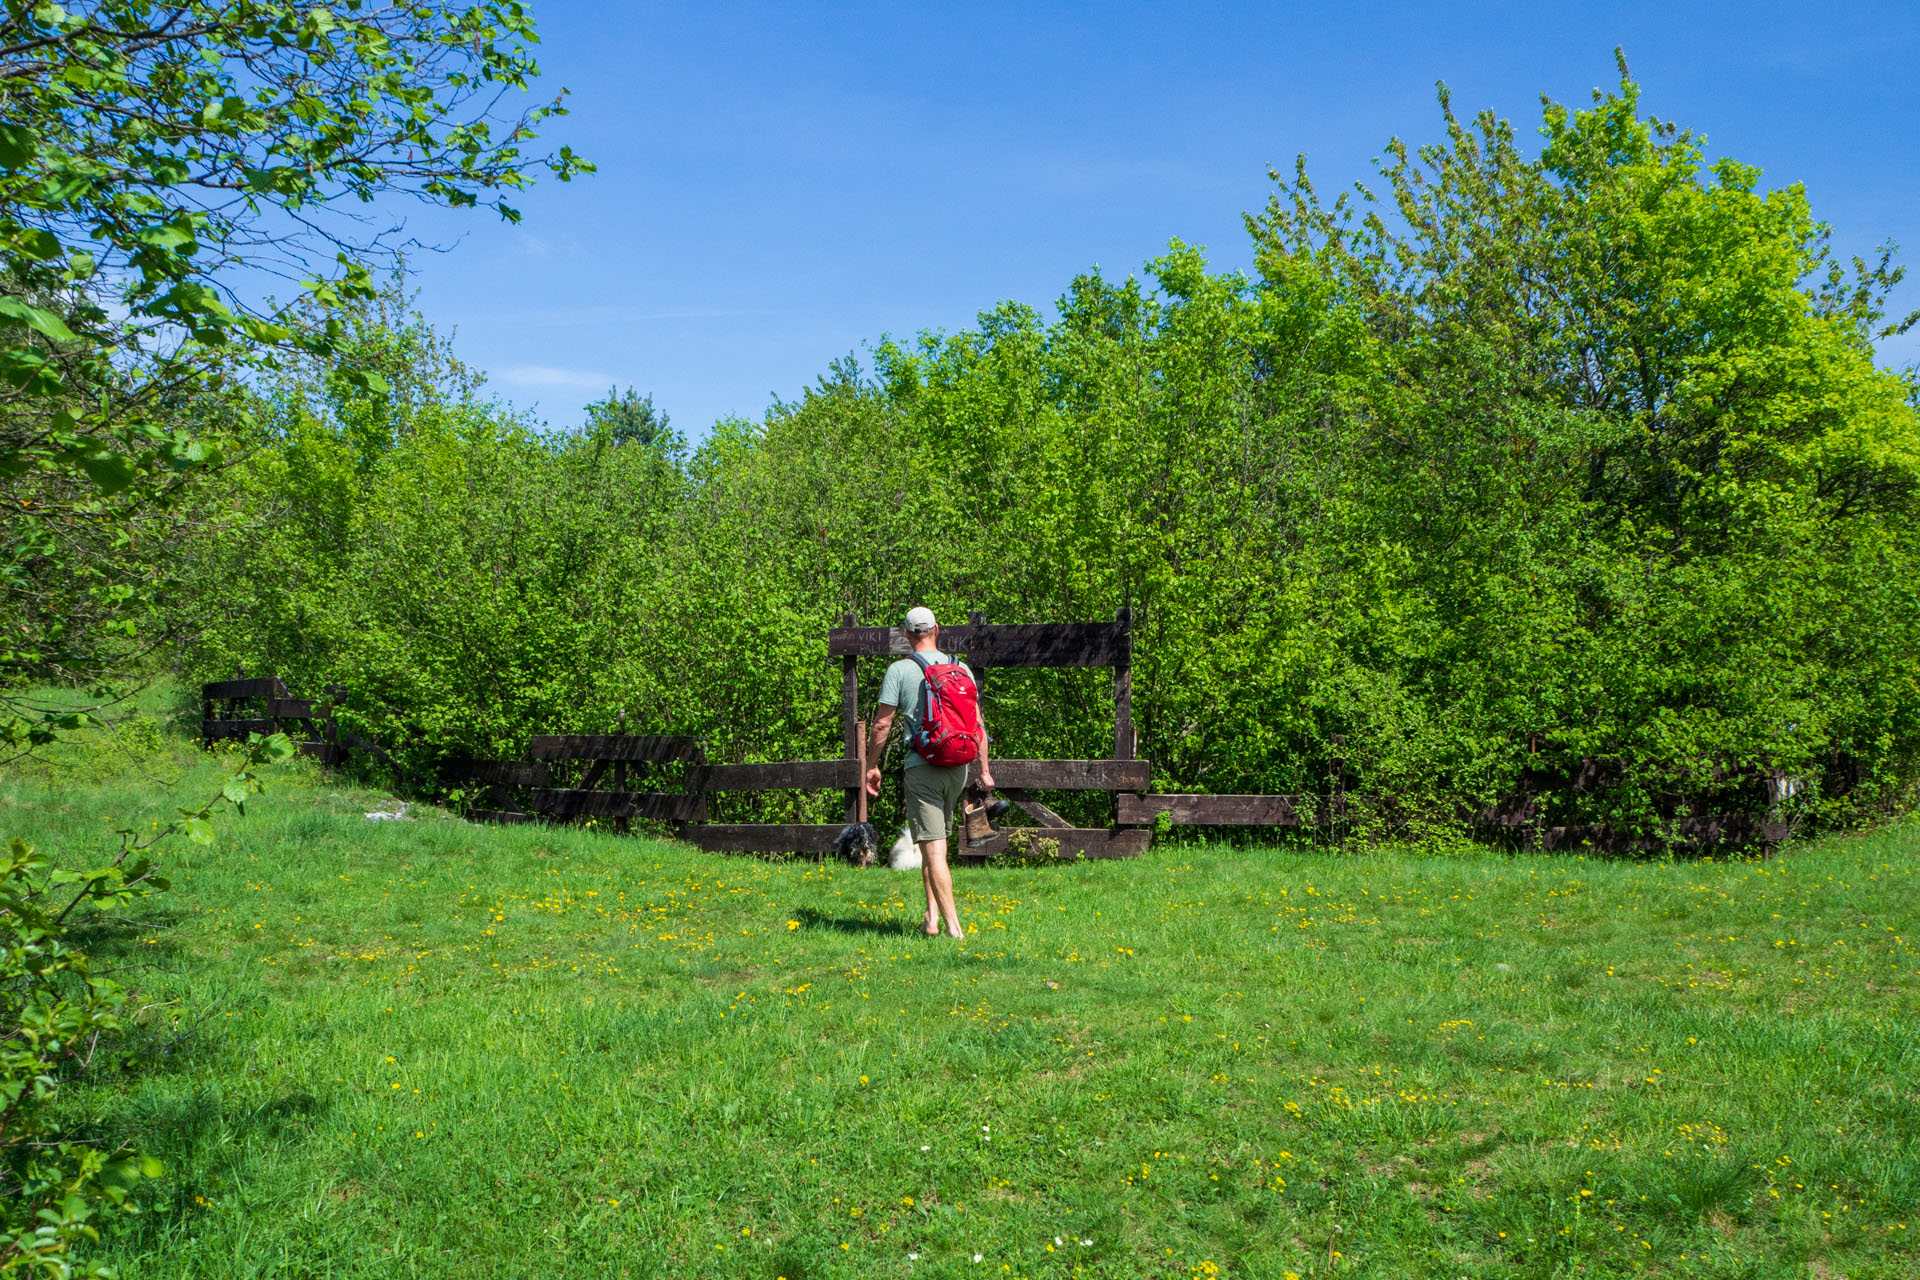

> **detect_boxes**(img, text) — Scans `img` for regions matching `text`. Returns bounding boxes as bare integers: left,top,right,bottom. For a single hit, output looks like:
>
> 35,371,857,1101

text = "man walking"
864,607,994,939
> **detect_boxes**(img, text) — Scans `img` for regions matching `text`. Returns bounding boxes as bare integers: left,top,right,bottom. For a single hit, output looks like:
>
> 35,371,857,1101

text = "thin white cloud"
497,364,618,392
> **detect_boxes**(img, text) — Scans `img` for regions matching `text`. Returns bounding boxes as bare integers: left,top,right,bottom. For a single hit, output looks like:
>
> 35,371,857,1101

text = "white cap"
904,606,937,632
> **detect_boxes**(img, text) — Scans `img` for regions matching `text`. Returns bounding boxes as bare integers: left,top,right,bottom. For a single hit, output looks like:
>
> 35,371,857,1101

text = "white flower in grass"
973,1254,983,1263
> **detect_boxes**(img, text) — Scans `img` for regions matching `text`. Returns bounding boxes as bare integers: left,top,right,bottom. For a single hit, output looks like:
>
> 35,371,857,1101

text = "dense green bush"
175,72,1920,842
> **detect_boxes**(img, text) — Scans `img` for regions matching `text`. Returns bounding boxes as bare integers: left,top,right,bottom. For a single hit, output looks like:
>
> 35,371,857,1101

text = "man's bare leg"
920,853,939,935
920,838,963,938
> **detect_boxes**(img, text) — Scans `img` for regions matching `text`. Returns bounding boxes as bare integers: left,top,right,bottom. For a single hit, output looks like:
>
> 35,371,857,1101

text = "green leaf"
64,447,137,496
160,434,216,469
0,122,33,170
182,816,215,846
40,167,94,203
0,297,79,343
135,223,197,252
0,343,62,394
12,228,63,261
240,315,292,343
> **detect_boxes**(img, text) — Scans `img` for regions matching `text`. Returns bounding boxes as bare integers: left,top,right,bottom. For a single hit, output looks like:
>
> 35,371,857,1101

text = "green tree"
1248,52,1920,827
584,386,674,450
1,0,589,746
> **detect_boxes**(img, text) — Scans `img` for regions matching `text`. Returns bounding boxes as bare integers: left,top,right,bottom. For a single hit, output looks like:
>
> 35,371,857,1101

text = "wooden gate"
676,609,1150,859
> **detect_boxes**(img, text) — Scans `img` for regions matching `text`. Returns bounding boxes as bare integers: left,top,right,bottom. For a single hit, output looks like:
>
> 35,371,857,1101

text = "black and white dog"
833,822,920,869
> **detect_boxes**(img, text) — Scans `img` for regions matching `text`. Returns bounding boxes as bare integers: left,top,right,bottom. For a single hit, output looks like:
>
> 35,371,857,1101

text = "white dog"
887,826,921,870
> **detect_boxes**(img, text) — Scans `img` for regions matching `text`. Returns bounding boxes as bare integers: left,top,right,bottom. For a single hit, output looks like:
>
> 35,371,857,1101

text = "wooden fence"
199,611,1790,858
1470,753,1791,853
201,675,400,775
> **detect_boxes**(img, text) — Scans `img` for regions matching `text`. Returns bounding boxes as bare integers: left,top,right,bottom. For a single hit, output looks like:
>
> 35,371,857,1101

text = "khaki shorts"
903,763,968,844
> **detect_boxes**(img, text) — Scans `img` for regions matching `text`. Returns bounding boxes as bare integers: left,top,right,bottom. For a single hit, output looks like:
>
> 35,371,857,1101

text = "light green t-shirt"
878,650,976,771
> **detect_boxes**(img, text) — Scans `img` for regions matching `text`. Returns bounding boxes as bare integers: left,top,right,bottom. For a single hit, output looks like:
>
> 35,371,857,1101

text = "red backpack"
907,652,984,767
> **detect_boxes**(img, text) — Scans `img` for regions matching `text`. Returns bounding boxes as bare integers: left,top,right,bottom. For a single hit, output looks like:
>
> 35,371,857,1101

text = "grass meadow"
5,714,1918,1280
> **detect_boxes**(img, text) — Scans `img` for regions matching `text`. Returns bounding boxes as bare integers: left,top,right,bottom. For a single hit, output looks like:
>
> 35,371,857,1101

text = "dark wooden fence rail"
200,608,1788,858
437,758,550,825
202,674,414,785
202,675,344,764
1470,758,1791,853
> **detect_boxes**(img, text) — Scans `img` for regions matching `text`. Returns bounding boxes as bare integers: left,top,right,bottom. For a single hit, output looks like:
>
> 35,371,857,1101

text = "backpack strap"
911,651,940,715
908,652,946,753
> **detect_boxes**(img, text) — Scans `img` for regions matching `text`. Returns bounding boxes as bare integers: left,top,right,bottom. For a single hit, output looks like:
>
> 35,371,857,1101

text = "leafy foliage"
0,0,587,746
180,71,1920,842
584,387,675,451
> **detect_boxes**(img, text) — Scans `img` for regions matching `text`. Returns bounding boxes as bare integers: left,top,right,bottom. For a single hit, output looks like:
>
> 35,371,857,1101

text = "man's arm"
864,705,895,798
971,662,994,789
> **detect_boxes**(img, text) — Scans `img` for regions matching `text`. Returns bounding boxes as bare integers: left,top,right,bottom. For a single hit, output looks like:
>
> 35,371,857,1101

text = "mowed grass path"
7,745,1919,1280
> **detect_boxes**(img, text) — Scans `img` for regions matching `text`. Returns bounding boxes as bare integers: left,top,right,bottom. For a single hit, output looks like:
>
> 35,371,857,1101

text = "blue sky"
395,0,1920,437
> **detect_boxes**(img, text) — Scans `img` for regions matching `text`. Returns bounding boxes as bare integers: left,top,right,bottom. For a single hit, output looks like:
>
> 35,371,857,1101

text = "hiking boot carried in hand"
962,789,1011,848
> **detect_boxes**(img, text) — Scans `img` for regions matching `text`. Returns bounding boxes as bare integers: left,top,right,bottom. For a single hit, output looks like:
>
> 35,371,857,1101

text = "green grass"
6,720,1919,1280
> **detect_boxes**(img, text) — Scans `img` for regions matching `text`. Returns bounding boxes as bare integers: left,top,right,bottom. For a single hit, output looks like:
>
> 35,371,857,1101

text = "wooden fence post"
855,719,868,824
614,709,628,793
842,611,860,824
1328,732,1347,845
323,685,343,757
1113,606,1136,827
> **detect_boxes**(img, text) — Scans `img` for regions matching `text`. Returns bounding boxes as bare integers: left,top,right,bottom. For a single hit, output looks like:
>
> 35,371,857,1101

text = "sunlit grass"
6,730,1918,1279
